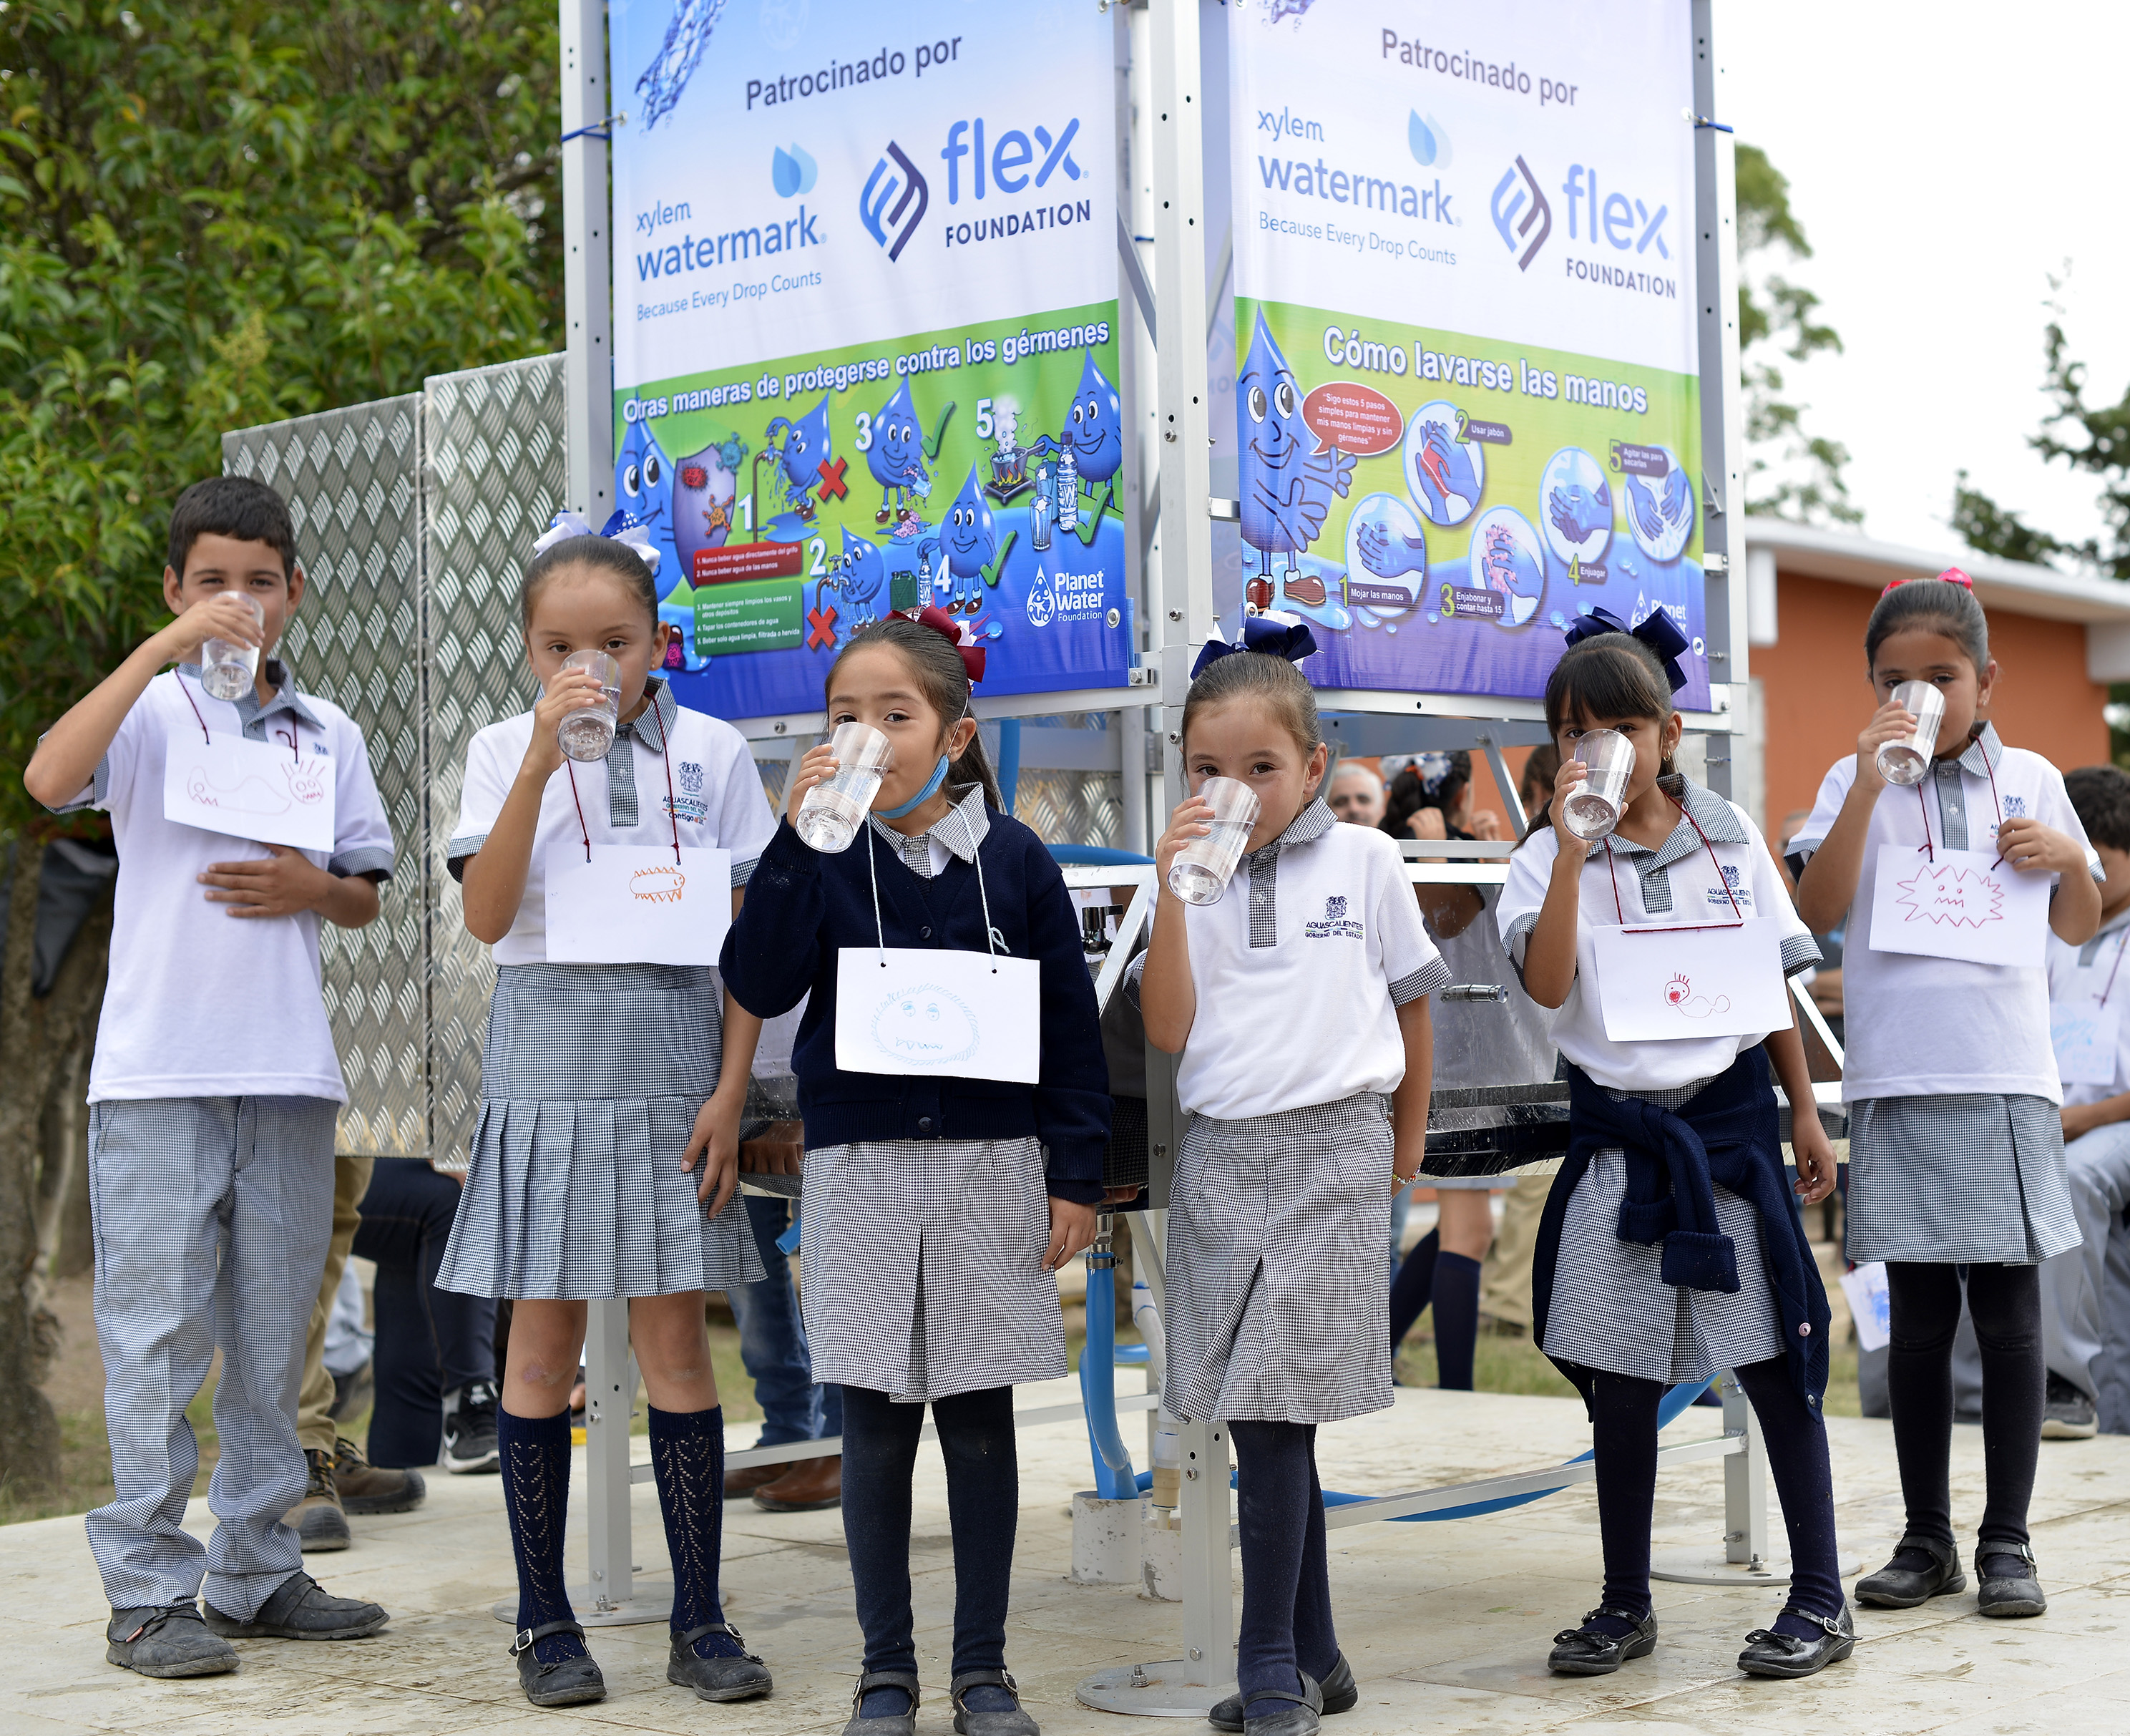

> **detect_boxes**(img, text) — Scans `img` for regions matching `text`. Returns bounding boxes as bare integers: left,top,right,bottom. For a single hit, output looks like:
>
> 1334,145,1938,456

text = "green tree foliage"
1952,277,2130,581
1735,143,1859,526
0,0,564,835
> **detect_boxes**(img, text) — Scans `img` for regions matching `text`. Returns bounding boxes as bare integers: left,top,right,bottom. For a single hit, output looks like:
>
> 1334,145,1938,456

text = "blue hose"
1132,1377,1716,1521
1080,1254,1139,1499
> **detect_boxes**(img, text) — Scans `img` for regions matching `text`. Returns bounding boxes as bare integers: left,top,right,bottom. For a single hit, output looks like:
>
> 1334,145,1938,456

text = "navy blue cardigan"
1531,1047,1832,1410
720,812,1110,1202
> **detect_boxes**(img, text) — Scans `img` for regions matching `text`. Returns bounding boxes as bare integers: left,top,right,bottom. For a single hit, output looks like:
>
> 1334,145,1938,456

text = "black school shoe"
1736,1605,1855,1678
511,1619,607,1707
1209,1652,1358,1730
1547,1606,1658,1675
106,1604,238,1677
202,1569,389,1641
1855,1534,1966,1609
1975,1541,2047,1618
668,1622,773,1702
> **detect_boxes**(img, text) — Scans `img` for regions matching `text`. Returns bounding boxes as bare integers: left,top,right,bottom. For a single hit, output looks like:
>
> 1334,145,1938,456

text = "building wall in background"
1752,572,2108,843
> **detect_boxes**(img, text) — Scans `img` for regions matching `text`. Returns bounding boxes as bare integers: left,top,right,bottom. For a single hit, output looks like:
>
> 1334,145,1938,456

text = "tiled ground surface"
9,1379,2129,1735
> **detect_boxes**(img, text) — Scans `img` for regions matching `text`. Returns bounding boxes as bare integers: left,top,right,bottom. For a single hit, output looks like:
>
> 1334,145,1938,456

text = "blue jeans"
728,1194,841,1445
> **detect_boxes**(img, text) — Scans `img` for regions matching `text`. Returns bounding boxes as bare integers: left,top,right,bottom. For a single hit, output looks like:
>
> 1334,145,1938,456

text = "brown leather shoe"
284,1448,351,1551
723,1461,787,1498
333,1436,426,1516
753,1454,841,1512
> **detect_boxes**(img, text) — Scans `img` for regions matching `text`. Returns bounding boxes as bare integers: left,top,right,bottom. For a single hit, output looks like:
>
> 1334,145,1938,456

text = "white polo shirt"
2046,906,2130,1109
1498,776,1817,1095
52,666,396,1103
1790,727,2099,1104
449,678,776,965
1165,800,1449,1121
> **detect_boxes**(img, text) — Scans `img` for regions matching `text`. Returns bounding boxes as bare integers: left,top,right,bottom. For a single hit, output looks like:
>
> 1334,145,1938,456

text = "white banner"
1228,0,1697,372
610,0,1116,394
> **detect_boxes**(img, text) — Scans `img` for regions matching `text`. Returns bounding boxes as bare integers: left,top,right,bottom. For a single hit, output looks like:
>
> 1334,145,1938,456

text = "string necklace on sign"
2097,926,2130,1008
564,692,681,866
864,808,1005,975
1603,787,1744,935
1913,740,2007,867
177,669,299,760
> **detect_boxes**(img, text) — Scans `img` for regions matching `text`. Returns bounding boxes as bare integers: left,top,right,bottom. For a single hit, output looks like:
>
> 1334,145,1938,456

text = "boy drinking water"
24,477,396,1677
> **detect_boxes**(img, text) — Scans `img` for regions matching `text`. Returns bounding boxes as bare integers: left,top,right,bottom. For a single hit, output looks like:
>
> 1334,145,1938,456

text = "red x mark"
815,456,849,502
806,601,839,650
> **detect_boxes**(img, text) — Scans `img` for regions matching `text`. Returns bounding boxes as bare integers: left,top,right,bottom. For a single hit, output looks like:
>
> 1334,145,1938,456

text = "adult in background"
1326,759,1387,829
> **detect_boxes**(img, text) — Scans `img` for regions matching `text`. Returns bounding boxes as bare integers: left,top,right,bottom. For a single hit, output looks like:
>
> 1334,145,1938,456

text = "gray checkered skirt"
1847,1093,2079,1265
437,963,765,1300
1165,1093,1395,1425
799,1136,1067,1401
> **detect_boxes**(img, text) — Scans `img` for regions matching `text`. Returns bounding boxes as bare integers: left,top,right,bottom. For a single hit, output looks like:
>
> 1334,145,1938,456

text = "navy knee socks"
499,1405,585,1667
1432,1253,1482,1390
648,1404,750,1659
1231,1419,1338,1719
1387,1232,1482,1389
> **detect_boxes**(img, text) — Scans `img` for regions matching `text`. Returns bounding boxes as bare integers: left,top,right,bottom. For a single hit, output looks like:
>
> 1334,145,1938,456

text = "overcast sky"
1716,0,2129,563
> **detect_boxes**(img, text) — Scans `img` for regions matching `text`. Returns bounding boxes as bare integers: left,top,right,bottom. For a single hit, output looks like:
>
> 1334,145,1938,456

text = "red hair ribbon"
1880,566,1975,598
914,604,986,683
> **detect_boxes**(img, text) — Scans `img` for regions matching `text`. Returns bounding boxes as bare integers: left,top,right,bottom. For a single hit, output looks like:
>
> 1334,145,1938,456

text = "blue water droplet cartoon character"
941,465,997,615
765,393,831,523
867,379,930,530
1237,308,1354,610
614,416,678,582
825,525,886,635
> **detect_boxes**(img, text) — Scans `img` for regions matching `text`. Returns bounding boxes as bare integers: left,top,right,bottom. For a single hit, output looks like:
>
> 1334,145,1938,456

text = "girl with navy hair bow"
1499,612,1850,1682
1138,618,1447,1736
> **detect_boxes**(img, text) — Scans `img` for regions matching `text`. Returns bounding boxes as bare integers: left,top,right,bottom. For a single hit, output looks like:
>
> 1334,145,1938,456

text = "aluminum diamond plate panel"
223,396,428,1157
423,354,567,1172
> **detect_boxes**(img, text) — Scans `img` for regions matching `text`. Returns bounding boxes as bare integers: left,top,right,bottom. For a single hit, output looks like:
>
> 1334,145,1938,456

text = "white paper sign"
1591,917,1792,1043
2051,999,2123,1086
835,947,1041,1084
544,843,731,965
1840,1261,1892,1355
1868,846,2051,968
163,731,335,852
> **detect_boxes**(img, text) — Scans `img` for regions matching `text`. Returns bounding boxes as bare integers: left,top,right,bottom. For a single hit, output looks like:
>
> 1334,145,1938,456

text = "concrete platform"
8,1378,2130,1735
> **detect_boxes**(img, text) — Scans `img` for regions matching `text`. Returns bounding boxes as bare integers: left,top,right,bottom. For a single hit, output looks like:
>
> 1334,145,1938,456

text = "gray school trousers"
85,1096,336,1616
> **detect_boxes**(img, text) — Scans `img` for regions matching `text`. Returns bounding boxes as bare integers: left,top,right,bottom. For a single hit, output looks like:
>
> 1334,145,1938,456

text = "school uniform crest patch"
1304,894,1364,940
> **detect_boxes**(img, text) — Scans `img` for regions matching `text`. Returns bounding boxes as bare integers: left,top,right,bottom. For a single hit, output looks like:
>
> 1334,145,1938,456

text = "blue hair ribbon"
1562,605,1690,694
1191,610,1319,678
529,507,664,581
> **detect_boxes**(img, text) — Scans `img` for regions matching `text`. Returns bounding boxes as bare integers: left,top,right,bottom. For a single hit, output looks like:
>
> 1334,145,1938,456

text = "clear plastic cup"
796,722,894,853
200,593,265,701
1561,729,1636,842
1167,776,1263,904
555,650,622,763
1875,681,1946,788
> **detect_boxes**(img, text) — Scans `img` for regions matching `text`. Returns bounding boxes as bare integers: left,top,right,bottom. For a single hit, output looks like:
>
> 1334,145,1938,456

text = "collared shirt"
866,783,992,880
1499,775,1817,1095
1168,797,1449,1120
2048,901,2130,1108
449,679,776,965
45,665,396,1103
1791,724,2102,1103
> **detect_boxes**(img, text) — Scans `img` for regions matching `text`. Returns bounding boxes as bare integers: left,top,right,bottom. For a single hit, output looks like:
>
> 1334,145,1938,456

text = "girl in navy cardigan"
721,611,1108,1736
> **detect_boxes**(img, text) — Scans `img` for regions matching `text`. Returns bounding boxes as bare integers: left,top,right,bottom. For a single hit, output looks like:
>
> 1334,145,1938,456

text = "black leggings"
1885,1262,2043,1551
839,1383,1018,1680
1587,1358,1844,1624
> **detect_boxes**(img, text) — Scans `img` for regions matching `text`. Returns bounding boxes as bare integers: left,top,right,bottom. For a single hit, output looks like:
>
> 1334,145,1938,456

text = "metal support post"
1721,1370,1772,1569
560,0,615,525
582,1300,651,1613
1177,1418,1233,1682
1690,0,1746,799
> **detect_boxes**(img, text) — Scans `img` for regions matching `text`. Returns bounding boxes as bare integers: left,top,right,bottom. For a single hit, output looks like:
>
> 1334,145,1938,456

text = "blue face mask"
876,753,951,821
